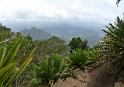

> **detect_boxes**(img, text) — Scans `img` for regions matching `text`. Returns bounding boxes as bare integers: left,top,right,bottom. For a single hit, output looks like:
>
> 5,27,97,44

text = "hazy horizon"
0,0,124,31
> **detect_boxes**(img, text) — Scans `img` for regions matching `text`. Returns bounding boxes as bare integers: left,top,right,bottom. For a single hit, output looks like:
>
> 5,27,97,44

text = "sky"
0,0,124,26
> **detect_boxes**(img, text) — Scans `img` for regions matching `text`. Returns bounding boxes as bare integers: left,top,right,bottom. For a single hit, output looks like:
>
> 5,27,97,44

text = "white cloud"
0,0,123,23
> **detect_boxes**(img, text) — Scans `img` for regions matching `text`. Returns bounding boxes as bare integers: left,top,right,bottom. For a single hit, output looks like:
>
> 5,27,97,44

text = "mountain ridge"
20,27,52,40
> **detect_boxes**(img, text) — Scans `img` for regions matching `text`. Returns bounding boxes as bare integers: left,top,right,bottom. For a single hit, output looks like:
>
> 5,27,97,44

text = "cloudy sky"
0,0,124,25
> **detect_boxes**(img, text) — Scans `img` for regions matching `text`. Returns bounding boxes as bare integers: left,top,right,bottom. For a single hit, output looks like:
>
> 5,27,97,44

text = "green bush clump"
29,54,67,86
68,48,98,69
68,49,87,68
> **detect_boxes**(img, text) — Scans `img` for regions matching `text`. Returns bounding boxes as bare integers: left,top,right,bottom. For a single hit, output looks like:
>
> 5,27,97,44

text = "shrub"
68,48,98,69
29,54,67,86
84,47,99,65
68,49,87,68
99,17,124,73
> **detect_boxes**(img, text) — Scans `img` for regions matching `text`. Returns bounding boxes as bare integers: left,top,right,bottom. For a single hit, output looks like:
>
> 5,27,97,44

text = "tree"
0,24,14,42
88,17,124,87
69,37,88,51
33,36,68,62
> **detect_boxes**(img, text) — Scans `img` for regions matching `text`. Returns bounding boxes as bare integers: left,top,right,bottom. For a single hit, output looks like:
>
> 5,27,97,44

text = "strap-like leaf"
0,66,16,86
0,44,20,68
0,63,15,79
5,47,36,86
0,47,6,64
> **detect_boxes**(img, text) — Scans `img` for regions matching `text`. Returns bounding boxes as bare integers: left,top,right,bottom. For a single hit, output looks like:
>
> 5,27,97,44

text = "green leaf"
5,47,36,86
0,47,6,64
0,63,15,79
0,44,20,68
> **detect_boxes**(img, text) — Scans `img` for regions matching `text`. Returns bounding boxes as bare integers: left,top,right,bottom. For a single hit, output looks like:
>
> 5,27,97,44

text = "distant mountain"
20,27,52,40
20,24,103,47
39,21,104,47
5,19,105,47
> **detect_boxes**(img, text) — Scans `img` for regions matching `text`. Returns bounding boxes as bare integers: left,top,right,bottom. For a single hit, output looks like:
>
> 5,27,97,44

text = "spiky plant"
85,47,99,65
68,48,98,69
68,49,87,68
97,17,124,76
0,43,36,87
29,54,67,86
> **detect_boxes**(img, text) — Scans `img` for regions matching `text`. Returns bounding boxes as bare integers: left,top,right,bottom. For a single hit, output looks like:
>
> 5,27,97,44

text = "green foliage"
14,33,33,64
85,47,99,65
33,36,68,62
69,37,88,51
0,43,36,87
68,49,87,68
104,17,124,46
68,48,97,69
99,17,124,74
0,24,14,42
0,23,100,86
0,25,34,86
28,54,67,86
0,25,68,86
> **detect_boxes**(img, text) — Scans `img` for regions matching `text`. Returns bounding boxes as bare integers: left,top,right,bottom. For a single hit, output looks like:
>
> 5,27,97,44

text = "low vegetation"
29,54,66,86
0,11,124,86
0,43,36,87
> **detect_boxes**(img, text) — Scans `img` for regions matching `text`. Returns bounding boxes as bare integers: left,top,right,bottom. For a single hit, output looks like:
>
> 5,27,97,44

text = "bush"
99,17,124,72
68,48,98,69
68,49,87,68
84,48,99,65
29,54,67,86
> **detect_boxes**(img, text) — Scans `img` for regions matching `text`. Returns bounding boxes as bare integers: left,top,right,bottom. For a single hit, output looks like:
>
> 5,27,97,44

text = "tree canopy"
69,37,88,51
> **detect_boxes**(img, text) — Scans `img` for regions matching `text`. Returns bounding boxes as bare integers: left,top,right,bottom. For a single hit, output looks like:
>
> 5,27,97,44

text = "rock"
55,69,89,87
115,82,124,87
